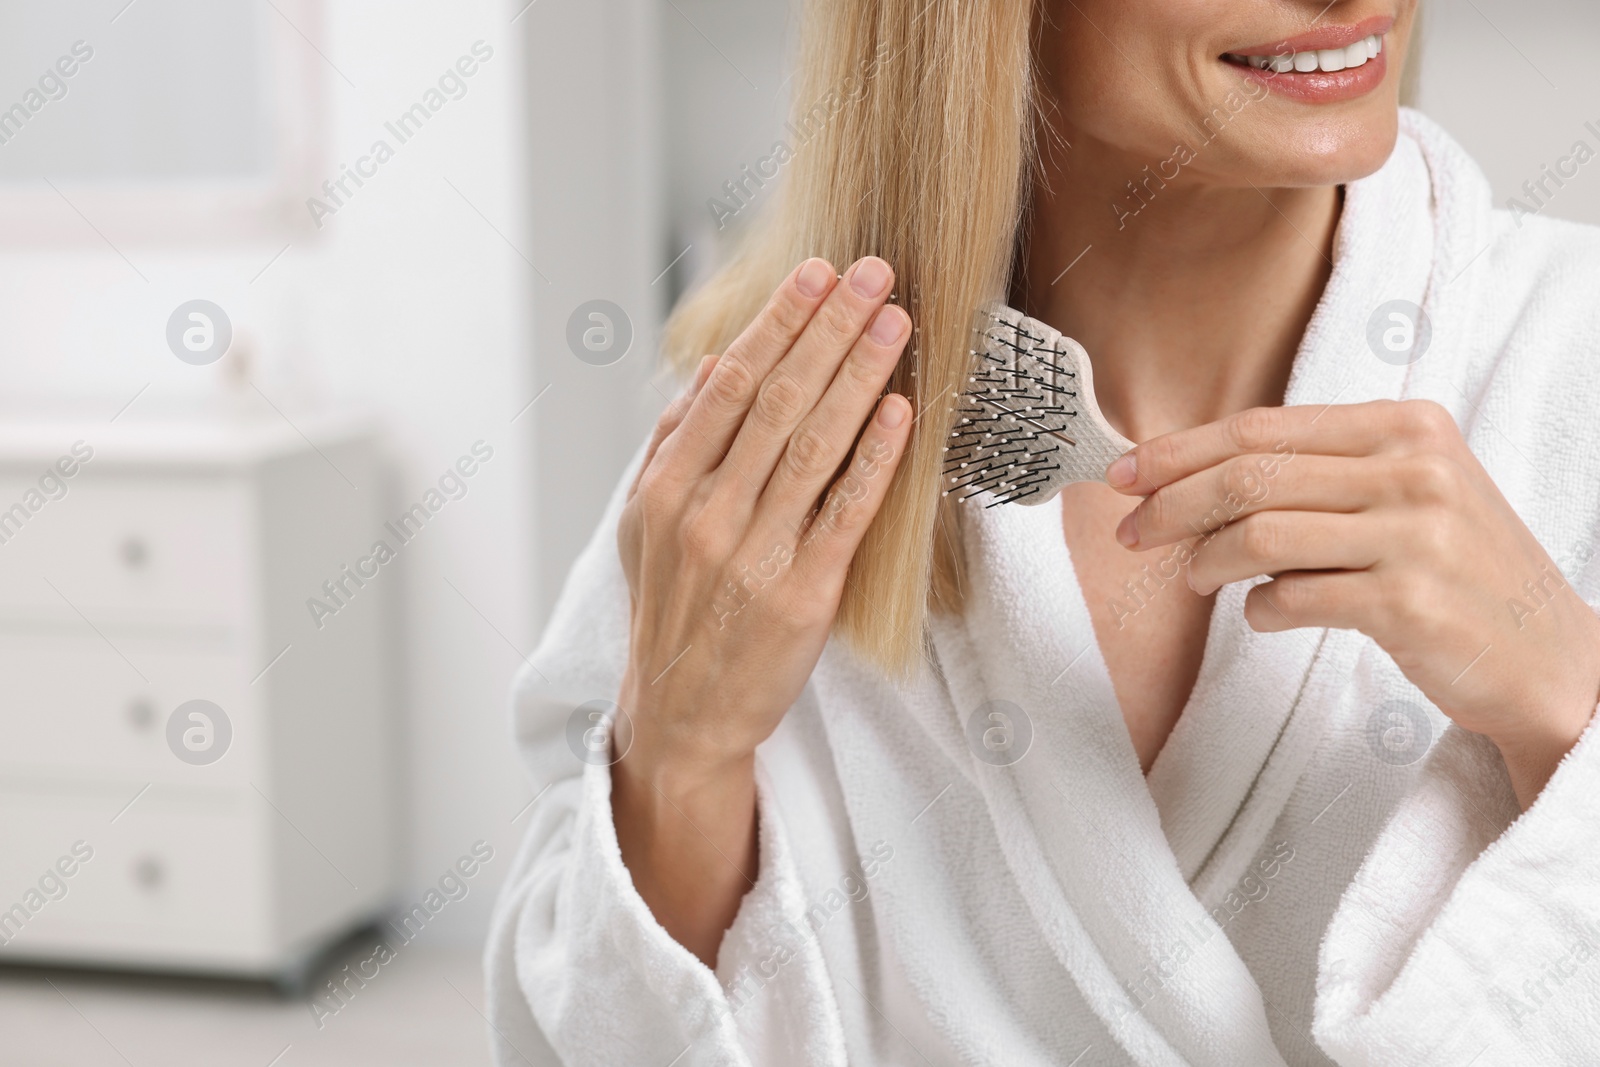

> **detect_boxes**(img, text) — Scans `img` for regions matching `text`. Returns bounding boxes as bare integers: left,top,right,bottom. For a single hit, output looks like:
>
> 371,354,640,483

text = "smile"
1224,34,1383,74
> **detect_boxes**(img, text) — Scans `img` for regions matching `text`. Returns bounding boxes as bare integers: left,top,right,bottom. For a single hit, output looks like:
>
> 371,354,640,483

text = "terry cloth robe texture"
485,109,1600,1066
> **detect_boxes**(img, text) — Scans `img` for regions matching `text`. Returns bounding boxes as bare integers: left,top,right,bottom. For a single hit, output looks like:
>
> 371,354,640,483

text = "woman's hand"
612,256,913,962
1105,399,1600,808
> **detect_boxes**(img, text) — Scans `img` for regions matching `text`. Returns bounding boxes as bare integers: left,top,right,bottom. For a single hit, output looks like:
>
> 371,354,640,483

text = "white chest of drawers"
0,416,396,986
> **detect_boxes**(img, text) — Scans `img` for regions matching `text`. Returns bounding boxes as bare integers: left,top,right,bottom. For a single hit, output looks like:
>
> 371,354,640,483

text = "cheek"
1046,0,1410,189
1047,0,1219,157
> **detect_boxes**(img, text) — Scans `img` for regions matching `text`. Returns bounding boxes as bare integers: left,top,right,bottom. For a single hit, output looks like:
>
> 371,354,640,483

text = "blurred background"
0,0,1594,1064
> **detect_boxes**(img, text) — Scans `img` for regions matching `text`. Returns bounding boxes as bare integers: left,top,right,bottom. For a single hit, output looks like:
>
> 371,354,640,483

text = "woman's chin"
1218,115,1402,189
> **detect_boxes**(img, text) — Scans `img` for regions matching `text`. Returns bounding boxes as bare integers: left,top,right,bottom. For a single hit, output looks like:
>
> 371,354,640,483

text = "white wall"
0,0,539,943
301,0,537,944
1415,0,1600,227
525,0,663,623
660,0,794,299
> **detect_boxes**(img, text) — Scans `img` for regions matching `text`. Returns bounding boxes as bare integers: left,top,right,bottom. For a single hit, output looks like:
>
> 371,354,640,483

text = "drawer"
0,636,262,784
0,787,273,968
0,474,252,627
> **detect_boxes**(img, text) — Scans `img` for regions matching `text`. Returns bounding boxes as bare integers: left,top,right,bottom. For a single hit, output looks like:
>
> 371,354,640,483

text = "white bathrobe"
485,111,1600,1066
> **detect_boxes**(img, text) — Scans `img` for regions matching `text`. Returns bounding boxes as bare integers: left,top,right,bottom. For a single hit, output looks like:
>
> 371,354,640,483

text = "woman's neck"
1020,134,1340,442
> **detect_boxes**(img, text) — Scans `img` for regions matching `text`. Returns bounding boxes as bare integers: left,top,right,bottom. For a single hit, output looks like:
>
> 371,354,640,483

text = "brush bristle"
943,308,1083,507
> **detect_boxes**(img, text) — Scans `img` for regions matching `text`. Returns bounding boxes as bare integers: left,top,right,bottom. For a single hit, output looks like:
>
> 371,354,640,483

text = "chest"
1058,482,1215,772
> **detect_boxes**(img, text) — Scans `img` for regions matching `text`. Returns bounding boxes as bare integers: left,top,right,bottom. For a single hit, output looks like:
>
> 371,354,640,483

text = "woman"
489,0,1600,1063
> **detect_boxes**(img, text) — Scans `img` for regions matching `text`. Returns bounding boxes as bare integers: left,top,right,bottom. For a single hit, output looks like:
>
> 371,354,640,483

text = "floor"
0,933,496,1067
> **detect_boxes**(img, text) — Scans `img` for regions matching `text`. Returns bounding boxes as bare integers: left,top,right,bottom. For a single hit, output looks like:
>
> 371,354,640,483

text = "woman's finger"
787,393,912,581
657,258,839,478
1184,510,1381,597
1241,570,1384,633
629,354,718,500
1105,399,1425,496
757,302,910,532
1121,452,1374,549
714,257,897,514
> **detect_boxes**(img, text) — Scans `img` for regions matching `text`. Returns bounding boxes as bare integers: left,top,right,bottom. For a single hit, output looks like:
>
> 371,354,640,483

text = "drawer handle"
132,856,164,891
120,537,149,570
127,698,155,731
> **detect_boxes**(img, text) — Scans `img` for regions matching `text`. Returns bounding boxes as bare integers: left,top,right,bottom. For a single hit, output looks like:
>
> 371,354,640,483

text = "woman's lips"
1226,47,1388,104
1220,15,1395,104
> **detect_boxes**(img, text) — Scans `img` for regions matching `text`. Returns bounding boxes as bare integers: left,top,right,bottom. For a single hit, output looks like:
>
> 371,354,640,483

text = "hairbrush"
944,305,1135,507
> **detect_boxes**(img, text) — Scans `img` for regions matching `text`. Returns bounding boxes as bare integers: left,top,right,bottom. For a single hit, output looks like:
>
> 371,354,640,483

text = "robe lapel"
1145,582,1328,884
930,498,1288,1066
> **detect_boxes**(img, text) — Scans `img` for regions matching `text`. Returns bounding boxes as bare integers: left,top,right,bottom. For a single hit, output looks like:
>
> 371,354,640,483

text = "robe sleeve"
1313,701,1600,1066
483,439,850,1067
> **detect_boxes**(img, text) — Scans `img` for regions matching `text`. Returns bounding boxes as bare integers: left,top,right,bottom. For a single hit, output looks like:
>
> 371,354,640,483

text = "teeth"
1235,33,1383,74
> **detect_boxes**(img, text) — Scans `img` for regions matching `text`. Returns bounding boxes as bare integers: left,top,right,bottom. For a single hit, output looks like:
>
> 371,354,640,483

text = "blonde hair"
663,2,1422,675
664,2,1038,674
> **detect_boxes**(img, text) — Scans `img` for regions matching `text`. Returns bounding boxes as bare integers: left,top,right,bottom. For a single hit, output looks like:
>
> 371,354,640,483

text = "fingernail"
1106,454,1137,488
868,306,906,345
796,258,833,298
1115,511,1139,548
849,257,891,298
878,395,907,428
